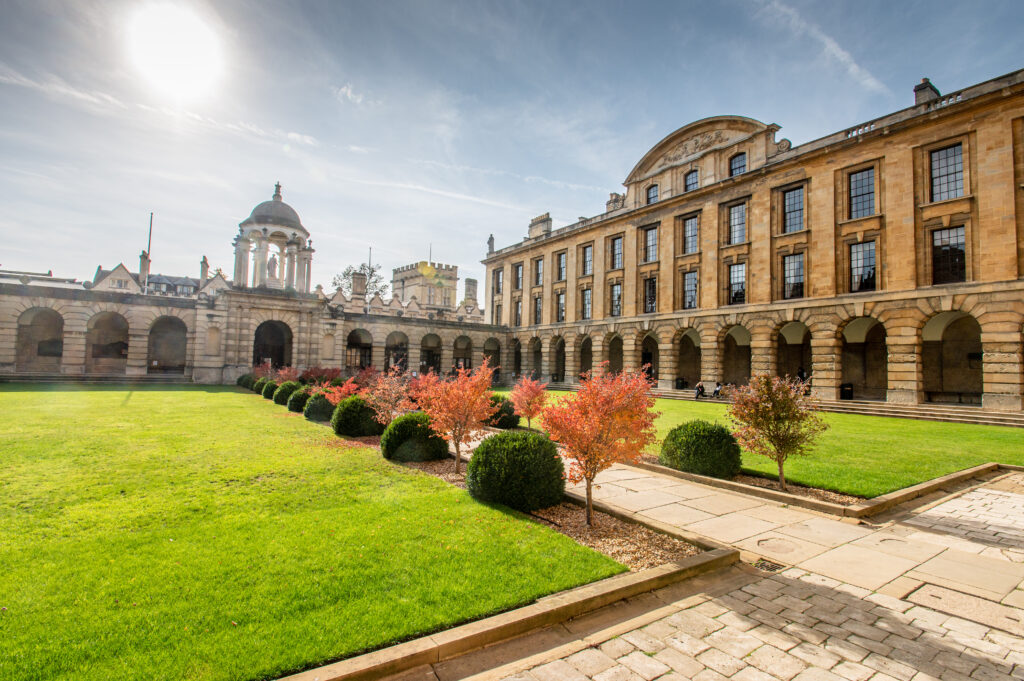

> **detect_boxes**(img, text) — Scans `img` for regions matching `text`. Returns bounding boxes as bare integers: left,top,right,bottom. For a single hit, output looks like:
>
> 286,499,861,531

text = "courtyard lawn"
500,389,1024,498
0,385,623,681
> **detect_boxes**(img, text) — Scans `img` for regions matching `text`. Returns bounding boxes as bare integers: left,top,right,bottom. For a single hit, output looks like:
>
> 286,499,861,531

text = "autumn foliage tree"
728,374,828,491
319,377,360,406
362,366,413,425
540,363,658,526
418,359,497,474
509,375,548,429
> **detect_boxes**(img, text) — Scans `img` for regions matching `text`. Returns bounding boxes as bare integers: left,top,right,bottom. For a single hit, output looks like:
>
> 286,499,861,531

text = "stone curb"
275,549,738,681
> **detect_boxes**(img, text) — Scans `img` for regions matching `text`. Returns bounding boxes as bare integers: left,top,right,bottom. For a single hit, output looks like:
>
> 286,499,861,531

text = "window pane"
647,185,658,204
556,292,565,322
849,168,875,219
557,252,566,280
610,283,622,316
730,153,746,176
783,253,804,299
783,187,804,233
514,264,523,289
611,237,623,269
644,227,658,262
932,226,966,284
930,143,963,202
514,300,522,326
534,259,543,286
581,288,591,319
685,170,699,192
533,296,542,324
729,263,746,304
729,204,746,244
582,245,593,275
850,241,876,292
644,277,657,313
683,271,698,309
684,215,699,253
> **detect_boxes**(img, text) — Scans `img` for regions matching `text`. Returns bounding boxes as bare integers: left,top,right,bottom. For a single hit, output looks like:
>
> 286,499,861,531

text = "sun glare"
127,4,223,103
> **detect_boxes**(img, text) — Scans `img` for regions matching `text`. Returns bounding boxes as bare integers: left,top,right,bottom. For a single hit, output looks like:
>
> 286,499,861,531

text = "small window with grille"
683,271,698,310
646,184,659,204
930,143,963,202
684,169,699,192
643,227,658,262
581,245,593,275
610,236,623,269
730,153,746,177
683,215,699,253
782,253,804,299
728,204,746,244
581,288,592,320
850,241,876,292
609,283,622,317
783,187,804,233
728,263,746,305
556,252,566,281
932,226,966,284
849,168,875,219
555,291,566,322
643,277,657,313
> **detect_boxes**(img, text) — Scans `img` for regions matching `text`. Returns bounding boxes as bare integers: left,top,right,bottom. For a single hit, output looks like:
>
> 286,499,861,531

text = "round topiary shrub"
331,396,386,437
659,420,741,479
236,373,254,388
287,388,311,413
273,380,302,405
252,377,269,394
380,412,449,462
261,380,279,399
303,392,335,421
487,395,520,429
466,431,564,512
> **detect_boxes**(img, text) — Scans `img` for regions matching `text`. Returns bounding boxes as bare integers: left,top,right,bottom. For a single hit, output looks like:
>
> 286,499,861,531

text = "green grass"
0,385,623,681
498,388,1024,498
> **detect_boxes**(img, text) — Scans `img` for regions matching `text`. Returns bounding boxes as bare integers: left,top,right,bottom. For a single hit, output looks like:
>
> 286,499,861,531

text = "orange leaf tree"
362,366,413,425
418,359,497,474
509,375,548,429
728,374,828,491
319,378,359,406
540,363,658,526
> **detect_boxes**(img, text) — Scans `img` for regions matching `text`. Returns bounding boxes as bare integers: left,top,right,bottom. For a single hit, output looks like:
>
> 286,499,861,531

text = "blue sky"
1,0,1020,296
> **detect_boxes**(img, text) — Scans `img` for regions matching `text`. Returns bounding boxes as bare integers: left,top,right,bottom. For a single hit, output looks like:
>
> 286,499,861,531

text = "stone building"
483,69,1024,411
1,186,501,384
392,262,459,312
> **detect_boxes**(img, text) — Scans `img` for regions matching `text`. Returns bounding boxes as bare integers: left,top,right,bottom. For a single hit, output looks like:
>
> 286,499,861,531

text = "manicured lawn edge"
277,549,738,681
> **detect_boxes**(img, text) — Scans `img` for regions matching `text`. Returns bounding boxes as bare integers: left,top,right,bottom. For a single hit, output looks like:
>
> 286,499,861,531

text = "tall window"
646,185,659,204
931,143,963,202
849,168,875,219
493,304,502,325
850,241,876,292
932,226,966,284
493,269,503,294
513,264,523,290
728,263,746,305
610,236,623,269
643,226,658,262
683,271,698,310
684,169,699,192
730,153,747,177
533,296,543,324
555,291,566,322
581,288,592,320
643,277,657,313
783,187,804,233
556,252,567,281
782,253,804,299
728,204,746,244
581,244,593,275
533,258,544,286
514,299,522,326
609,283,622,317
683,215,699,253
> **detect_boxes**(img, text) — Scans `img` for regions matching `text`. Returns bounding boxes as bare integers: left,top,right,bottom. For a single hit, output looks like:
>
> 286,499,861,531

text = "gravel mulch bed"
404,458,700,571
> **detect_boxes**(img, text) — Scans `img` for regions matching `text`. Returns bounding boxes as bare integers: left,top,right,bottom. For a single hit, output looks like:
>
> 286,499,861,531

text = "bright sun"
127,4,223,103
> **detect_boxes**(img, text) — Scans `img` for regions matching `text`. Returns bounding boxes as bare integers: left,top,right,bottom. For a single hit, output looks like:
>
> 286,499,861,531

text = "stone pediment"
625,116,771,184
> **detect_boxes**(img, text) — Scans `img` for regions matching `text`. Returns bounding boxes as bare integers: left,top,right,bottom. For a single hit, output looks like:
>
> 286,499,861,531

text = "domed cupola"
232,183,315,293
239,182,308,235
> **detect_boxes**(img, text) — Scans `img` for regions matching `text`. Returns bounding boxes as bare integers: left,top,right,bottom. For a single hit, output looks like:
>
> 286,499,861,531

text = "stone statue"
267,254,278,279
487,233,495,254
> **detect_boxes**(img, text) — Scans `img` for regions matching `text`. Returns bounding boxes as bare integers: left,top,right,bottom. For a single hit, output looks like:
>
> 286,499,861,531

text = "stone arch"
721,324,751,386
87,311,129,374
578,335,593,377
776,320,811,380
16,307,64,371
384,331,409,372
922,311,983,404
606,333,624,373
551,336,566,381
640,332,658,380
528,337,543,378
253,320,293,368
675,328,701,387
838,316,887,400
510,338,523,377
345,328,373,372
420,333,442,374
454,335,473,370
483,337,501,371
147,316,187,374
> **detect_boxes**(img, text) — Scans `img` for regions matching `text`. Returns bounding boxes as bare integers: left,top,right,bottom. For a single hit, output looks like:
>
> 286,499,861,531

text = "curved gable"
625,115,769,184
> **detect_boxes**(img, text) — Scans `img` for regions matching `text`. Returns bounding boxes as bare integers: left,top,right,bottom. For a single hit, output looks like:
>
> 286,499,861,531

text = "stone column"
591,336,606,375
295,253,307,293
886,333,921,404
125,328,149,376
61,327,87,375
233,237,250,287
564,340,578,385
810,331,841,400
749,328,773,377
657,340,676,390
622,333,640,372
982,331,1024,411
285,243,297,289
252,237,268,287
440,339,454,375
700,332,722,383
371,340,386,371
408,344,423,376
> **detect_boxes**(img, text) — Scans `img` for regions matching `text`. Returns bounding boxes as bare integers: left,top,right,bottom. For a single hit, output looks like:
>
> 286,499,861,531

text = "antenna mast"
144,212,153,294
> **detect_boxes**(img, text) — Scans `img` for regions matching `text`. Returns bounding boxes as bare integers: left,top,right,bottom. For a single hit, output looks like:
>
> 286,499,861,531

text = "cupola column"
233,236,251,288
252,235,269,287
285,242,298,289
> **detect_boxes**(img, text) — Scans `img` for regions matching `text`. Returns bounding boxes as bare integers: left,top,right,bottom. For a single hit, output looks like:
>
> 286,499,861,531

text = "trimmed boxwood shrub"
487,395,520,429
236,373,254,388
380,412,448,462
329,377,349,387
331,396,386,437
303,393,335,421
466,431,564,512
287,388,311,413
261,380,279,399
659,419,741,479
252,377,269,394
273,380,302,405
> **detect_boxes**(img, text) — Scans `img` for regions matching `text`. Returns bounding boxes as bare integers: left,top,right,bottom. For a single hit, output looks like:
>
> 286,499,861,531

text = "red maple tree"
509,375,548,429
418,359,497,474
362,366,413,425
318,378,360,406
541,362,658,526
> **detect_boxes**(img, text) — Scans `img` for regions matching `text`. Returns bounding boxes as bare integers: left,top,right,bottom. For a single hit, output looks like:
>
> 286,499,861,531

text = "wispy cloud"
0,63,126,109
754,0,890,95
333,83,380,106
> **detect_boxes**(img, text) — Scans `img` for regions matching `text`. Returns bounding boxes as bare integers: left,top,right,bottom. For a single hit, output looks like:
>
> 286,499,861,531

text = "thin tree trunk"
454,441,461,475
585,478,593,526
778,460,786,492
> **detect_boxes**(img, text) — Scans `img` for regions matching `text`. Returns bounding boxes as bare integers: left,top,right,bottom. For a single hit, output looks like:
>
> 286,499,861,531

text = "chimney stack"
139,250,151,286
200,255,209,282
914,77,940,105
464,278,478,306
528,212,553,239
351,271,367,298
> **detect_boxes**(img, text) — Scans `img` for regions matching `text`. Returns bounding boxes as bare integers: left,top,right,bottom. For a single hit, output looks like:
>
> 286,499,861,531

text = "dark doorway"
253,320,293,368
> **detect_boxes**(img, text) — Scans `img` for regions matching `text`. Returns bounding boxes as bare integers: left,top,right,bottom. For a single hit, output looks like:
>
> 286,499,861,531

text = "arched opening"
345,329,373,373
579,337,593,377
551,336,566,382
528,337,542,378
385,331,409,372
676,329,701,388
16,307,63,371
454,335,472,371
147,316,187,374
776,321,811,381
640,334,659,381
607,335,623,373
511,339,523,377
722,325,751,386
922,312,983,404
840,317,887,400
253,320,293,368
420,334,442,375
87,312,129,374
483,338,501,371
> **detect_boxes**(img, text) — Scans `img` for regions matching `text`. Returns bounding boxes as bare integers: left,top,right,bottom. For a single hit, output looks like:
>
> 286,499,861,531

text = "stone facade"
483,69,1024,411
